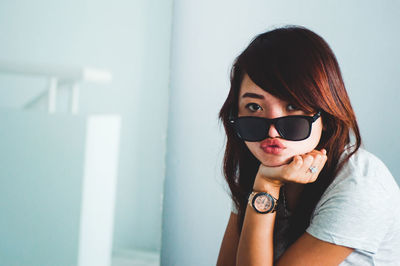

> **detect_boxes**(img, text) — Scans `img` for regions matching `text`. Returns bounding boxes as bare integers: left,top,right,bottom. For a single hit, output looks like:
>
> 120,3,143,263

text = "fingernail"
322,149,327,155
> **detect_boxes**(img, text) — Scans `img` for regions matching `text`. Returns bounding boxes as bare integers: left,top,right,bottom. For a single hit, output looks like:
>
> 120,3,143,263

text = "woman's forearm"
236,175,281,266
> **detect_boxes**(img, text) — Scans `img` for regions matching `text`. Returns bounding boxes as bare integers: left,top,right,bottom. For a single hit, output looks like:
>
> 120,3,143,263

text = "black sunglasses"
229,110,321,142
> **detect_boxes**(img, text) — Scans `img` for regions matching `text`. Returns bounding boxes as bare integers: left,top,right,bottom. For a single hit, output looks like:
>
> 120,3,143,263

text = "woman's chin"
260,156,292,167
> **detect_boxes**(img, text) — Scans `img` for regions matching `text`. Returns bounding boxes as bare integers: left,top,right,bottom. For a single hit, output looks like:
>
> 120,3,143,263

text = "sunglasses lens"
235,117,268,141
276,116,311,140
233,116,313,141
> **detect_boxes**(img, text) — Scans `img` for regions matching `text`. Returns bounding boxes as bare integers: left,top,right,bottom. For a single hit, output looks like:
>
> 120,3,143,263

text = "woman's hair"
218,25,362,244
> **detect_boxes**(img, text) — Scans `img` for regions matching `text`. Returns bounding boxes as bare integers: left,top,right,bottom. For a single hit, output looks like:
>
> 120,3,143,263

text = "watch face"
253,193,274,213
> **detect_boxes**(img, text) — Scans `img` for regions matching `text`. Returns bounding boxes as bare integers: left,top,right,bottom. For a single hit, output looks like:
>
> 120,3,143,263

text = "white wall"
0,110,120,265
0,0,172,255
161,0,400,265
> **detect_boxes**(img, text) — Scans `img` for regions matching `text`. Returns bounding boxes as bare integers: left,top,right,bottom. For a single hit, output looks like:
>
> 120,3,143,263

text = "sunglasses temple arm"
312,110,322,122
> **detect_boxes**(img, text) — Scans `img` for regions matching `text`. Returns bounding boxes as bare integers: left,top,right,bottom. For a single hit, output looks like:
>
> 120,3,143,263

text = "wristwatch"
248,191,278,214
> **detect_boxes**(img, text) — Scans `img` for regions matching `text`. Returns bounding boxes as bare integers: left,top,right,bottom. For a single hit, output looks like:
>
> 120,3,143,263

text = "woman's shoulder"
346,146,389,172
335,146,395,183
308,146,400,257
325,145,399,202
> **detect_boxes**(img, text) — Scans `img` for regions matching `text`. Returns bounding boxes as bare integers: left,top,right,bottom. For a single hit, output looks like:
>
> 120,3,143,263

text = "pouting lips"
260,139,286,149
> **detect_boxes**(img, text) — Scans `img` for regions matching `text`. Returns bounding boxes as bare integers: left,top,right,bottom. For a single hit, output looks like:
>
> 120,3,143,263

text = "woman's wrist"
252,173,282,199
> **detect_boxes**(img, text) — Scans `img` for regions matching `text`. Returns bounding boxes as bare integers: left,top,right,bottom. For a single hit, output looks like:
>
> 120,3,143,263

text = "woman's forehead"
239,74,287,104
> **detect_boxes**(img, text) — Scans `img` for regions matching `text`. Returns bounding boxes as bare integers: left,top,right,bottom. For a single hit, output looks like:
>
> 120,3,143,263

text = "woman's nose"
268,123,281,138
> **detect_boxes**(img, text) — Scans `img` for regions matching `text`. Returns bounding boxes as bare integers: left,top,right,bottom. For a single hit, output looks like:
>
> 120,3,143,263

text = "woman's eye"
287,104,299,111
246,103,262,112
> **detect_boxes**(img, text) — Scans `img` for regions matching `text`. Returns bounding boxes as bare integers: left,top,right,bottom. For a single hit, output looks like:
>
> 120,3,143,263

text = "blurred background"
0,0,399,266
0,0,171,265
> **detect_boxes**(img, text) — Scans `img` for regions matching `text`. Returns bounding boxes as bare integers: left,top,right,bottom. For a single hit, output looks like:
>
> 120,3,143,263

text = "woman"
216,25,400,265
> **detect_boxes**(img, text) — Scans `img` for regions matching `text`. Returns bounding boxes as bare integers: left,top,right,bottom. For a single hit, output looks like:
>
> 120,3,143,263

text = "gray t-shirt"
231,147,400,265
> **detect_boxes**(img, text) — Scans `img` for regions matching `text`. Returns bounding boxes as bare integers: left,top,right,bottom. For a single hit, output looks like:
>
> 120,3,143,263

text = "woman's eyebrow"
241,92,264,99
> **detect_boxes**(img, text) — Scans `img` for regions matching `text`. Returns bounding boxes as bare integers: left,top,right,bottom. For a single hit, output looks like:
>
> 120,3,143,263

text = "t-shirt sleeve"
306,159,394,254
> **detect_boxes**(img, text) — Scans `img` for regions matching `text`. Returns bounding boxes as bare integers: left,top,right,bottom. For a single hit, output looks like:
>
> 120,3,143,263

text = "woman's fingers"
304,151,327,183
257,149,328,185
284,149,327,184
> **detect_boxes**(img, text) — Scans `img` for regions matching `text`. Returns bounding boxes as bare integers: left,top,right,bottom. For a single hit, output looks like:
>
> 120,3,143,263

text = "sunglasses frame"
229,110,322,141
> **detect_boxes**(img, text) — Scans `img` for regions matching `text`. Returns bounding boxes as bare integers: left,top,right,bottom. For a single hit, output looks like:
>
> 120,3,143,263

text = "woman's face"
238,73,323,167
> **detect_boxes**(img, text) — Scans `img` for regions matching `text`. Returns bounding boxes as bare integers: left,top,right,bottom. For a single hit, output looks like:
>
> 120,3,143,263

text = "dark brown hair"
218,25,361,244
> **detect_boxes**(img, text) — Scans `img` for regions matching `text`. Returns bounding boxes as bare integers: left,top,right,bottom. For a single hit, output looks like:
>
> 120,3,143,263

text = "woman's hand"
254,149,328,190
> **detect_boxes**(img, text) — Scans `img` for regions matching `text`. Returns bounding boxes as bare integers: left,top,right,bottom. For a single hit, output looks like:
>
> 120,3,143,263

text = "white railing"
0,61,112,114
